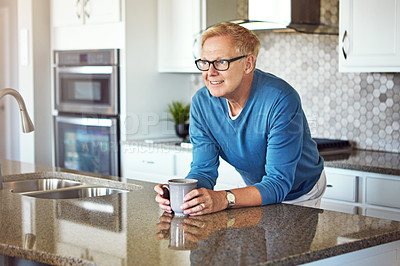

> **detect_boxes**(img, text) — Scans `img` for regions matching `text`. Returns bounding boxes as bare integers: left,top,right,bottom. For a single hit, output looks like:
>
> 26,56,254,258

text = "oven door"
55,115,120,178
55,66,119,115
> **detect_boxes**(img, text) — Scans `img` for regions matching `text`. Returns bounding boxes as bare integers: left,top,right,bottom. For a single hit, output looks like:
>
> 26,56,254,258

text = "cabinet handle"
83,0,90,19
327,184,333,188
76,0,81,19
342,30,348,60
142,160,155,165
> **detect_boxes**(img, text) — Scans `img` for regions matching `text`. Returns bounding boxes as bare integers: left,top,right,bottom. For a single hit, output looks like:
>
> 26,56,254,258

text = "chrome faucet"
0,88,35,189
0,88,35,133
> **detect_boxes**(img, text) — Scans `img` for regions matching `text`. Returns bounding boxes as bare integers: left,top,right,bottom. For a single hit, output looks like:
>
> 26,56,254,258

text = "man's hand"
155,184,262,216
180,188,228,216
154,184,172,213
155,211,173,240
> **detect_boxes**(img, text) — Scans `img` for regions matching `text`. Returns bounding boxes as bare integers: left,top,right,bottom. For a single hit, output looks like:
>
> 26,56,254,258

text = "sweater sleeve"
185,95,220,189
253,91,304,205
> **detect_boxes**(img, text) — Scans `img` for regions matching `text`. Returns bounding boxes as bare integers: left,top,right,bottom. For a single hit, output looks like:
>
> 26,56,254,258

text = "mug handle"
161,184,170,200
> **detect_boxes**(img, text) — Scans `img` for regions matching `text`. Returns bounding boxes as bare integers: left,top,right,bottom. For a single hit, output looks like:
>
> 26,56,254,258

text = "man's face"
201,35,248,99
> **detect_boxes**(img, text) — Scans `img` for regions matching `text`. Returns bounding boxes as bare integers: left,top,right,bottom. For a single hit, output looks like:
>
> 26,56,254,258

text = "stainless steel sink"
2,172,139,200
23,187,128,199
4,179,82,193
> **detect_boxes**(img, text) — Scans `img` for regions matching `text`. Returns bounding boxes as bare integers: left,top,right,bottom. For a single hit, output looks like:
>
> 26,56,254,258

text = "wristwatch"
225,190,236,209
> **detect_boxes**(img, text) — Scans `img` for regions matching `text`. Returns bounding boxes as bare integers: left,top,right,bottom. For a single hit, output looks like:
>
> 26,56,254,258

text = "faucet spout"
0,88,35,189
0,88,35,133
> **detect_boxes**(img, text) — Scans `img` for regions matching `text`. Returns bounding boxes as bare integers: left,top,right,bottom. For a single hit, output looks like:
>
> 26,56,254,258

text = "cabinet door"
364,207,400,222
51,0,83,27
366,177,400,209
84,0,121,25
339,0,400,72
158,0,202,73
323,169,358,202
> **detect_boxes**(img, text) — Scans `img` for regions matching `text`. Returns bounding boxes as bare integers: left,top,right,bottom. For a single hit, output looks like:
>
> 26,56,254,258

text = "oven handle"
56,66,114,74
56,116,114,127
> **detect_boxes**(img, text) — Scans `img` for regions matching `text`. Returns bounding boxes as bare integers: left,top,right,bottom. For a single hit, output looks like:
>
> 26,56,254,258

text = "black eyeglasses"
195,55,247,71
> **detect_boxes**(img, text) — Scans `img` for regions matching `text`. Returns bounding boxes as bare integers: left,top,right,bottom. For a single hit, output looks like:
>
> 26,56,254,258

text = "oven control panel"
54,49,119,66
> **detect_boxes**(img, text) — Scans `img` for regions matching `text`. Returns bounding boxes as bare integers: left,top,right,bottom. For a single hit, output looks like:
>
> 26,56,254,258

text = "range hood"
236,0,338,35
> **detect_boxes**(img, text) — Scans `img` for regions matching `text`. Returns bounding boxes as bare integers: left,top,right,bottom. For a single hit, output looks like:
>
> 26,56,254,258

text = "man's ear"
244,54,255,74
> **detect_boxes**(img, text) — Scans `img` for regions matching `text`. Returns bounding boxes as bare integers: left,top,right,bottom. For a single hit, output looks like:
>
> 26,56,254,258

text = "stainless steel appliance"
54,49,120,178
54,49,119,115
313,138,352,161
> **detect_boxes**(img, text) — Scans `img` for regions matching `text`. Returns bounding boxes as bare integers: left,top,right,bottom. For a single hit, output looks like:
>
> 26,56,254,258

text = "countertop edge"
0,244,95,266
324,161,400,176
272,233,400,265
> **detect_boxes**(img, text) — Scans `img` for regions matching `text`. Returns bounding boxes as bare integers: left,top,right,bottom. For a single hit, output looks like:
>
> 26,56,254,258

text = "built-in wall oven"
54,49,120,178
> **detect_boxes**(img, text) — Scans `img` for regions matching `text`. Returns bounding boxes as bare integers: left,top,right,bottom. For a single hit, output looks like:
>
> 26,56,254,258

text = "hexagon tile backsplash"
190,31,400,153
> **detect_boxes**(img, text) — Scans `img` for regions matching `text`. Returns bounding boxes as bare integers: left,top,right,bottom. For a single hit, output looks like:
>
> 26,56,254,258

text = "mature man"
155,22,325,216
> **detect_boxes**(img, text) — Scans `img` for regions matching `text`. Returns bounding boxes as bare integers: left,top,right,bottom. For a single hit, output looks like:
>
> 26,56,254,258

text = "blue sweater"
187,69,324,205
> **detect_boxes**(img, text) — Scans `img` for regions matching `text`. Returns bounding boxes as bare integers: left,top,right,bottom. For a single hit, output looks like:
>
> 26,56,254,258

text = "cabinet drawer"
320,199,358,214
323,172,358,202
366,177,400,208
365,207,400,222
123,149,174,176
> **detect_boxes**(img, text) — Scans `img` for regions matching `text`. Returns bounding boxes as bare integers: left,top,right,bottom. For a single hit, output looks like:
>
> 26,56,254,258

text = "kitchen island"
1,158,400,265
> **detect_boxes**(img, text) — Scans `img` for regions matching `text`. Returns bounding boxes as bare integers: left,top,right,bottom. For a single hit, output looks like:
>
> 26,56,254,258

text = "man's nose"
208,63,219,74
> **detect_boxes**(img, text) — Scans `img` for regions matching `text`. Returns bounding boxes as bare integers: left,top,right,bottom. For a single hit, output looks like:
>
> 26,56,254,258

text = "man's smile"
210,80,224,85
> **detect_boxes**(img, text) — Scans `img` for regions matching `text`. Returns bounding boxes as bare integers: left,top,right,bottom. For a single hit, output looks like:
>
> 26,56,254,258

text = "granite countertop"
323,149,400,176
1,159,400,265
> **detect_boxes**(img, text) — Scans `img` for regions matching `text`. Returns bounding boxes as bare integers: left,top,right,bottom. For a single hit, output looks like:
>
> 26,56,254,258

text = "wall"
0,0,51,165
17,0,51,165
0,0,19,160
123,0,193,141
190,0,400,153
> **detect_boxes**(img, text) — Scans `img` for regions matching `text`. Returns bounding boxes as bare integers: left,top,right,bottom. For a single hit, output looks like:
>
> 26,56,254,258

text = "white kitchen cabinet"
51,0,123,50
157,0,202,73
51,0,121,27
51,0,83,27
121,143,244,189
217,159,247,189
174,149,245,190
174,151,193,178
365,207,400,222
339,0,400,72
365,176,400,209
121,145,175,184
320,199,358,214
321,167,400,221
157,0,238,73
323,170,358,202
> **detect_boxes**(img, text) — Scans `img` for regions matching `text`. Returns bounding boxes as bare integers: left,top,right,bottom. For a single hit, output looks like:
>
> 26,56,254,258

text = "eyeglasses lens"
196,60,229,71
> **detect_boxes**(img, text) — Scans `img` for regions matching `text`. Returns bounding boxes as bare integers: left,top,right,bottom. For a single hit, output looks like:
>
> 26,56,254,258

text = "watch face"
227,193,235,203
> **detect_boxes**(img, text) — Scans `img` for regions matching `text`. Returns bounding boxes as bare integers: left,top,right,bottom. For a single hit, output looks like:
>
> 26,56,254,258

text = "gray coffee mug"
162,178,198,215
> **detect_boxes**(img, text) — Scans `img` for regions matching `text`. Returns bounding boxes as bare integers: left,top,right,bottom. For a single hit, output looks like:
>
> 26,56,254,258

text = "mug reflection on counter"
169,216,198,250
